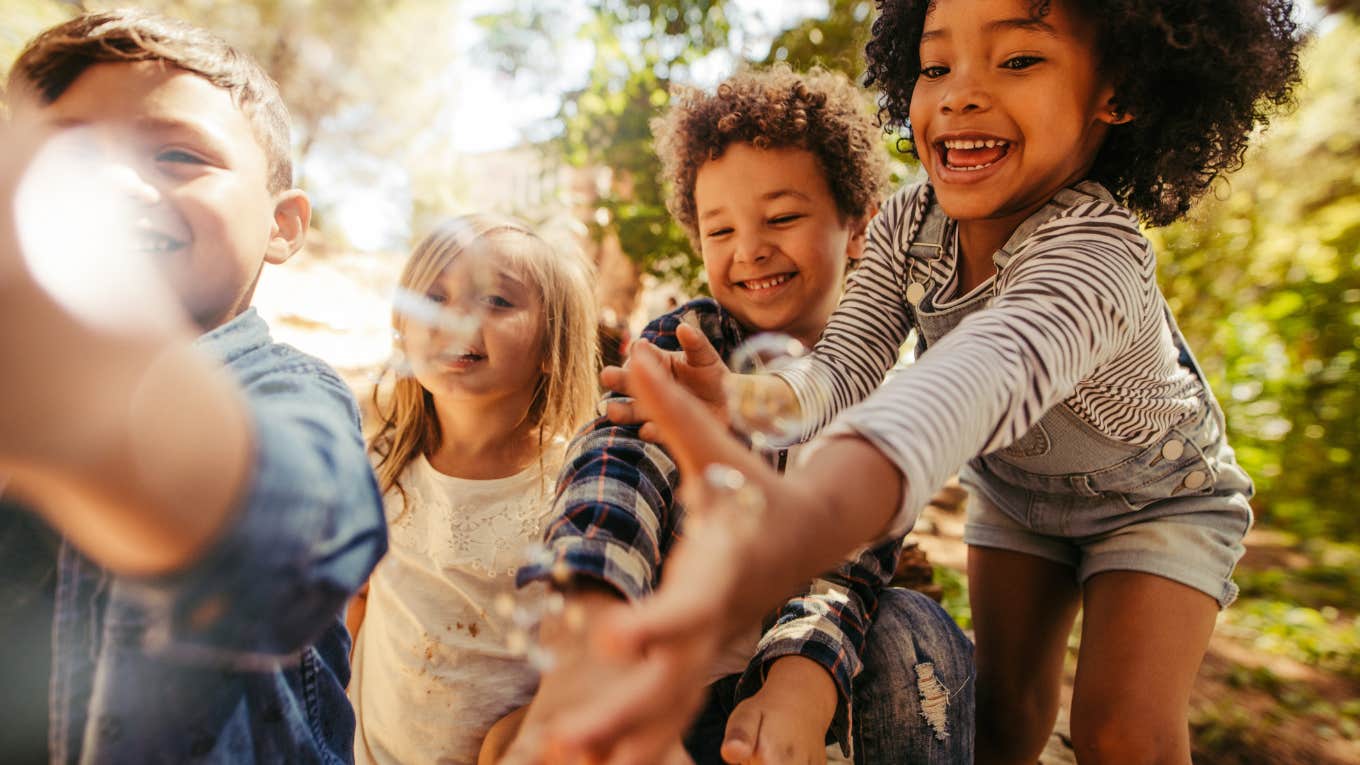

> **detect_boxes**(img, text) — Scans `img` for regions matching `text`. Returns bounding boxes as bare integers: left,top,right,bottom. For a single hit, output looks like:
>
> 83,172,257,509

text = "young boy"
0,11,385,763
496,68,973,765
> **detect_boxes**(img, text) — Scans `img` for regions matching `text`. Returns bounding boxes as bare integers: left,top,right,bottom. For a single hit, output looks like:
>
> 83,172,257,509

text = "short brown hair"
8,10,293,192
653,65,889,243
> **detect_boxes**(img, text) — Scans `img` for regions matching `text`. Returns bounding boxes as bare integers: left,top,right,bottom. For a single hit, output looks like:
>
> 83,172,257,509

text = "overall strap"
993,180,1114,272
907,189,950,260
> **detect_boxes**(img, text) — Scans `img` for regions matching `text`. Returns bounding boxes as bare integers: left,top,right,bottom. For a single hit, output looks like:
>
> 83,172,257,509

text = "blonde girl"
347,214,598,765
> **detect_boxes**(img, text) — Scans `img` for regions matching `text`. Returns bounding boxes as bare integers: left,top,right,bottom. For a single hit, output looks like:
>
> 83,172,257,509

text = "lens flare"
14,128,181,332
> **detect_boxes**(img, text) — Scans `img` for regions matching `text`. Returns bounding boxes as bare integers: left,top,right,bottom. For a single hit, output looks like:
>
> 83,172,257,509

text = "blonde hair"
369,214,599,499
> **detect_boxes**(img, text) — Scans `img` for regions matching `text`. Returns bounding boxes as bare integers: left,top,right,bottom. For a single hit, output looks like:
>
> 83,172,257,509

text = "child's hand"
600,322,731,440
720,656,835,765
500,590,712,765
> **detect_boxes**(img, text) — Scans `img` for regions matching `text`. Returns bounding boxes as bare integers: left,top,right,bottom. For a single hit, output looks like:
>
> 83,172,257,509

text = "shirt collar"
193,307,272,365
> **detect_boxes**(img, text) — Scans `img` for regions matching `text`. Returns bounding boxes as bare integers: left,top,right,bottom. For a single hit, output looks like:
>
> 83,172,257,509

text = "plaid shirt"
518,298,903,751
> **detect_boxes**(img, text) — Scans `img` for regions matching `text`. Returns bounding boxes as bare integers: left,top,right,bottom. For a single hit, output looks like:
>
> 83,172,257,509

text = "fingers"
627,344,744,478
721,700,764,764
602,397,647,426
599,364,628,397
675,322,723,368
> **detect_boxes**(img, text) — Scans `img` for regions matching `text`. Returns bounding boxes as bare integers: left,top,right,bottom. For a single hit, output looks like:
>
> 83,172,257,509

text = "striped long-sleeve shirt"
780,181,1204,538
519,298,902,753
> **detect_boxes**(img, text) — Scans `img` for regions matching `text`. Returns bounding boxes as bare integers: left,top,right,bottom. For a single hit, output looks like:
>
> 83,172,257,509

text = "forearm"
763,655,837,731
711,435,902,642
0,282,250,576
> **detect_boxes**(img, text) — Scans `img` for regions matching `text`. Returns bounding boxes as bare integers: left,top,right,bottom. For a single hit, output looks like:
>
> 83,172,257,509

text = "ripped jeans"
685,587,976,764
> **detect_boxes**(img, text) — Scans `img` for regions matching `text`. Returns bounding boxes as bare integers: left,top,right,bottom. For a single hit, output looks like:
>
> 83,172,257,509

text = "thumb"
675,322,723,369
720,700,763,763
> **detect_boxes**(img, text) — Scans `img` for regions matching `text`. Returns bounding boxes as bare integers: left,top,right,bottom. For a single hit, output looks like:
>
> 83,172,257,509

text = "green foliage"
1151,17,1360,539
478,0,882,293
1236,539,1360,612
933,564,972,630
760,0,874,80
1220,599,1360,679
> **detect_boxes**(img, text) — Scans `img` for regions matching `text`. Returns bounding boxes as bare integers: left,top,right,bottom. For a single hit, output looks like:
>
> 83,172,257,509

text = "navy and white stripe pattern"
782,182,1205,537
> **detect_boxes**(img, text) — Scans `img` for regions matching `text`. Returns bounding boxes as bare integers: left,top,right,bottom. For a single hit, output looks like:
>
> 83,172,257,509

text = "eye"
426,292,448,305
157,149,208,164
482,295,513,309
769,214,804,226
1001,55,1043,71
705,226,734,239
920,65,949,80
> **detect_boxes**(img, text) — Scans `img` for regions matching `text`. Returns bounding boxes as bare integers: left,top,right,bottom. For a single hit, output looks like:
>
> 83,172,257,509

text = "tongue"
948,145,1006,168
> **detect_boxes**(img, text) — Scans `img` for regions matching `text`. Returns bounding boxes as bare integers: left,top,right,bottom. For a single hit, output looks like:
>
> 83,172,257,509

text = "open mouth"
938,137,1012,172
435,349,486,365
736,272,795,292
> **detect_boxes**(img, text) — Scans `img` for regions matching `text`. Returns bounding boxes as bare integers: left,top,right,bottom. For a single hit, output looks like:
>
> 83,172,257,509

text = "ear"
264,189,311,265
1096,89,1134,126
845,204,877,262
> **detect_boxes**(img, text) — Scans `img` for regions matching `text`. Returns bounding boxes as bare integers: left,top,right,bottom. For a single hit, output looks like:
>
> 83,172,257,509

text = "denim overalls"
905,184,1254,606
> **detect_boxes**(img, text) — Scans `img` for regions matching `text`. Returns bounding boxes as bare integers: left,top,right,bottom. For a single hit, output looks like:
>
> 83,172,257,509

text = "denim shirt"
49,308,387,764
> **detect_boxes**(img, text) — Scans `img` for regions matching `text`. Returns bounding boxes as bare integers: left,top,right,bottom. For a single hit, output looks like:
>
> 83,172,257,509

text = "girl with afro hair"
580,1,1304,764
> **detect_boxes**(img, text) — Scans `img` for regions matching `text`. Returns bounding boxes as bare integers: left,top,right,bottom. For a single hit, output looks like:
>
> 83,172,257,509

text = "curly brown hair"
864,0,1302,226
653,65,889,244
9,10,294,193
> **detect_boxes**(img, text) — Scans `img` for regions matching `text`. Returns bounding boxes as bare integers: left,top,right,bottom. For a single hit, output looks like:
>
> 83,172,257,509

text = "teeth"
742,273,792,291
943,138,1008,150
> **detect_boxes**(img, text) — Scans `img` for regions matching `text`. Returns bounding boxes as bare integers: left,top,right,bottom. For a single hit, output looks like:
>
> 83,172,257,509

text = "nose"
102,161,161,207
732,228,772,266
939,67,991,114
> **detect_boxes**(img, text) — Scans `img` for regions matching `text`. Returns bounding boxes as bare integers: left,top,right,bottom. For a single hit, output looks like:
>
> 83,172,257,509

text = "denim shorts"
961,401,1254,609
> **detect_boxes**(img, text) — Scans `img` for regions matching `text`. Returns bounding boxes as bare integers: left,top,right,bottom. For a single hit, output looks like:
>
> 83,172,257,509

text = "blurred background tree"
2,0,1355,538
1154,14,1360,539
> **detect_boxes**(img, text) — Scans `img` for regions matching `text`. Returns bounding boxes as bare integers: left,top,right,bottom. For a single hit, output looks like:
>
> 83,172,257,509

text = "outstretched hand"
541,343,809,762
497,591,706,765
600,321,730,441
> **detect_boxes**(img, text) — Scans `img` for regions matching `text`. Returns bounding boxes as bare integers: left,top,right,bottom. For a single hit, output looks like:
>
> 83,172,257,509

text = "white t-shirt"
351,448,562,765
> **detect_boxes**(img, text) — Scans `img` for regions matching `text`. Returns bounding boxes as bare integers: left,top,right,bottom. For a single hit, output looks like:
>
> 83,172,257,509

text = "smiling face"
23,60,302,329
694,144,868,347
402,240,548,410
910,0,1123,226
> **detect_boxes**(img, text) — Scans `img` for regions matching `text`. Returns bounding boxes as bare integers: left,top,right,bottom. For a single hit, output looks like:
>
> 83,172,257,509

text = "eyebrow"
920,16,1059,45
698,189,814,221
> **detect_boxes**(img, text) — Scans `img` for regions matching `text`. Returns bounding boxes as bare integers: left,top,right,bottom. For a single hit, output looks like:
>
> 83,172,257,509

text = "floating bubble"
724,333,809,448
14,127,182,332
492,545,592,672
492,593,516,618
701,463,768,516
388,230,504,381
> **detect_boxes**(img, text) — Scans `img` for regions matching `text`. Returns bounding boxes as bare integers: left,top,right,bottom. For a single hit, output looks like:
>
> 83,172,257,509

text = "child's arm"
0,122,251,576
499,585,707,765
603,186,922,443
1,122,386,660
736,538,903,756
537,343,902,760
722,656,838,764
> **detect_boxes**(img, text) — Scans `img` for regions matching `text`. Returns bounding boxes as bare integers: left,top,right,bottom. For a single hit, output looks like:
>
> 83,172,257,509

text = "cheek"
699,249,726,286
